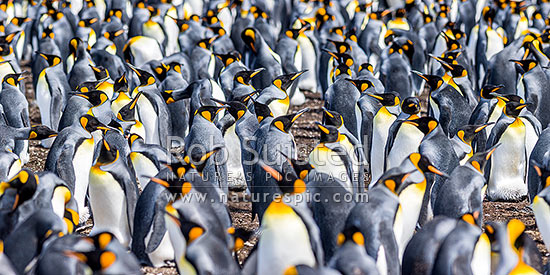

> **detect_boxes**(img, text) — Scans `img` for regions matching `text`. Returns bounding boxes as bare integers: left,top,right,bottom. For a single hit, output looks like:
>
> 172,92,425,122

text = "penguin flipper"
21,110,30,128
293,205,325,266
57,146,76,190
145,189,171,253
384,120,403,171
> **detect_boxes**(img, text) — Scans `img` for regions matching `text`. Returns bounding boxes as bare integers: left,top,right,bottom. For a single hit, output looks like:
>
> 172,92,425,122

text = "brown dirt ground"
21,72,548,273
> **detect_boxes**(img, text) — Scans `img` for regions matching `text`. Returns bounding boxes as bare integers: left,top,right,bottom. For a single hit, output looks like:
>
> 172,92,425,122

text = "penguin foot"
290,90,306,106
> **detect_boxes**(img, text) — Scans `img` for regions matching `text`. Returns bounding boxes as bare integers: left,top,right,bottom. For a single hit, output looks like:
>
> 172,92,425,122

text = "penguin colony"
1,0,550,273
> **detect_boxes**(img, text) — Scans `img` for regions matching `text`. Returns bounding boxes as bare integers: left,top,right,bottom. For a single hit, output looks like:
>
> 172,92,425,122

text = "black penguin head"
455,123,493,145
412,71,443,91
337,225,365,246
510,59,538,75
480,84,505,99
78,17,98,28
0,169,39,210
208,26,226,37
254,102,273,123
346,78,375,93
273,71,306,91
89,65,109,80
103,29,125,41
197,36,217,50
96,139,118,165
42,25,54,39
28,125,58,139
37,52,62,67
333,64,353,78
215,52,240,67
10,17,31,27
261,161,306,195
402,116,439,135
164,208,205,244
328,39,351,54
117,92,142,121
285,27,305,39
531,155,550,190
358,63,374,74
279,150,315,180
482,6,497,26
185,145,223,175
271,108,309,133
68,37,84,55
65,242,117,271
127,133,143,147
2,73,24,86
194,105,226,123
225,101,248,120
503,101,529,117
74,90,109,106
401,97,421,115
316,122,340,143
366,92,400,107
127,63,156,87
228,227,253,252
322,107,343,128
376,169,413,195
467,144,499,174
431,55,467,77
407,153,447,176
234,68,264,85
79,114,110,133
152,62,169,81
114,73,128,93
241,28,258,53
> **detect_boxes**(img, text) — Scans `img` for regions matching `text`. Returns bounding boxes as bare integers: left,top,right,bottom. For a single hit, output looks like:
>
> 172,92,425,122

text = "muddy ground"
21,77,548,273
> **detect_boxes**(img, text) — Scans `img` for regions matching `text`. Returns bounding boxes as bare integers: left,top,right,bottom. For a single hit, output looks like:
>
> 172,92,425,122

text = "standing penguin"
184,105,228,193
0,73,29,163
486,101,541,201
88,137,138,247
35,52,70,148
367,92,401,187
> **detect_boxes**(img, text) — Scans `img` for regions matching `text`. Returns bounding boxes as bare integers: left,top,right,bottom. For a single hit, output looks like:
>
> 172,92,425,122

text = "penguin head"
322,107,343,128
460,211,481,227
467,144,499,174
37,52,62,67
117,92,142,121
316,122,340,143
68,37,84,56
510,59,538,75
234,68,264,86
333,63,353,78
402,116,439,135
127,133,143,147
208,26,227,37
503,101,529,117
346,78,375,93
285,27,306,39
28,125,58,139
401,97,421,115
103,29,125,42
228,227,253,252
194,105,227,123
65,243,118,271
114,73,128,93
107,9,124,22
42,25,55,39
261,162,307,195
358,63,375,75
74,90,109,107
422,6,433,24
279,150,315,180
96,139,118,165
366,92,400,107
407,153,447,177
126,63,156,87
337,225,365,247
440,32,461,51
412,71,443,91
165,210,205,244
271,108,309,133
76,80,101,94
272,71,306,92
197,36,217,50
215,52,240,67
90,65,109,80
79,114,110,133
345,28,358,43
225,101,248,120
480,84,505,99
0,169,39,210
376,169,413,194
328,39,351,54
152,62,169,81
431,55,467,78
241,27,259,53
10,17,30,27
368,10,390,21
254,102,273,123
329,26,346,39
78,17,98,28
455,123,493,145
2,73,24,87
